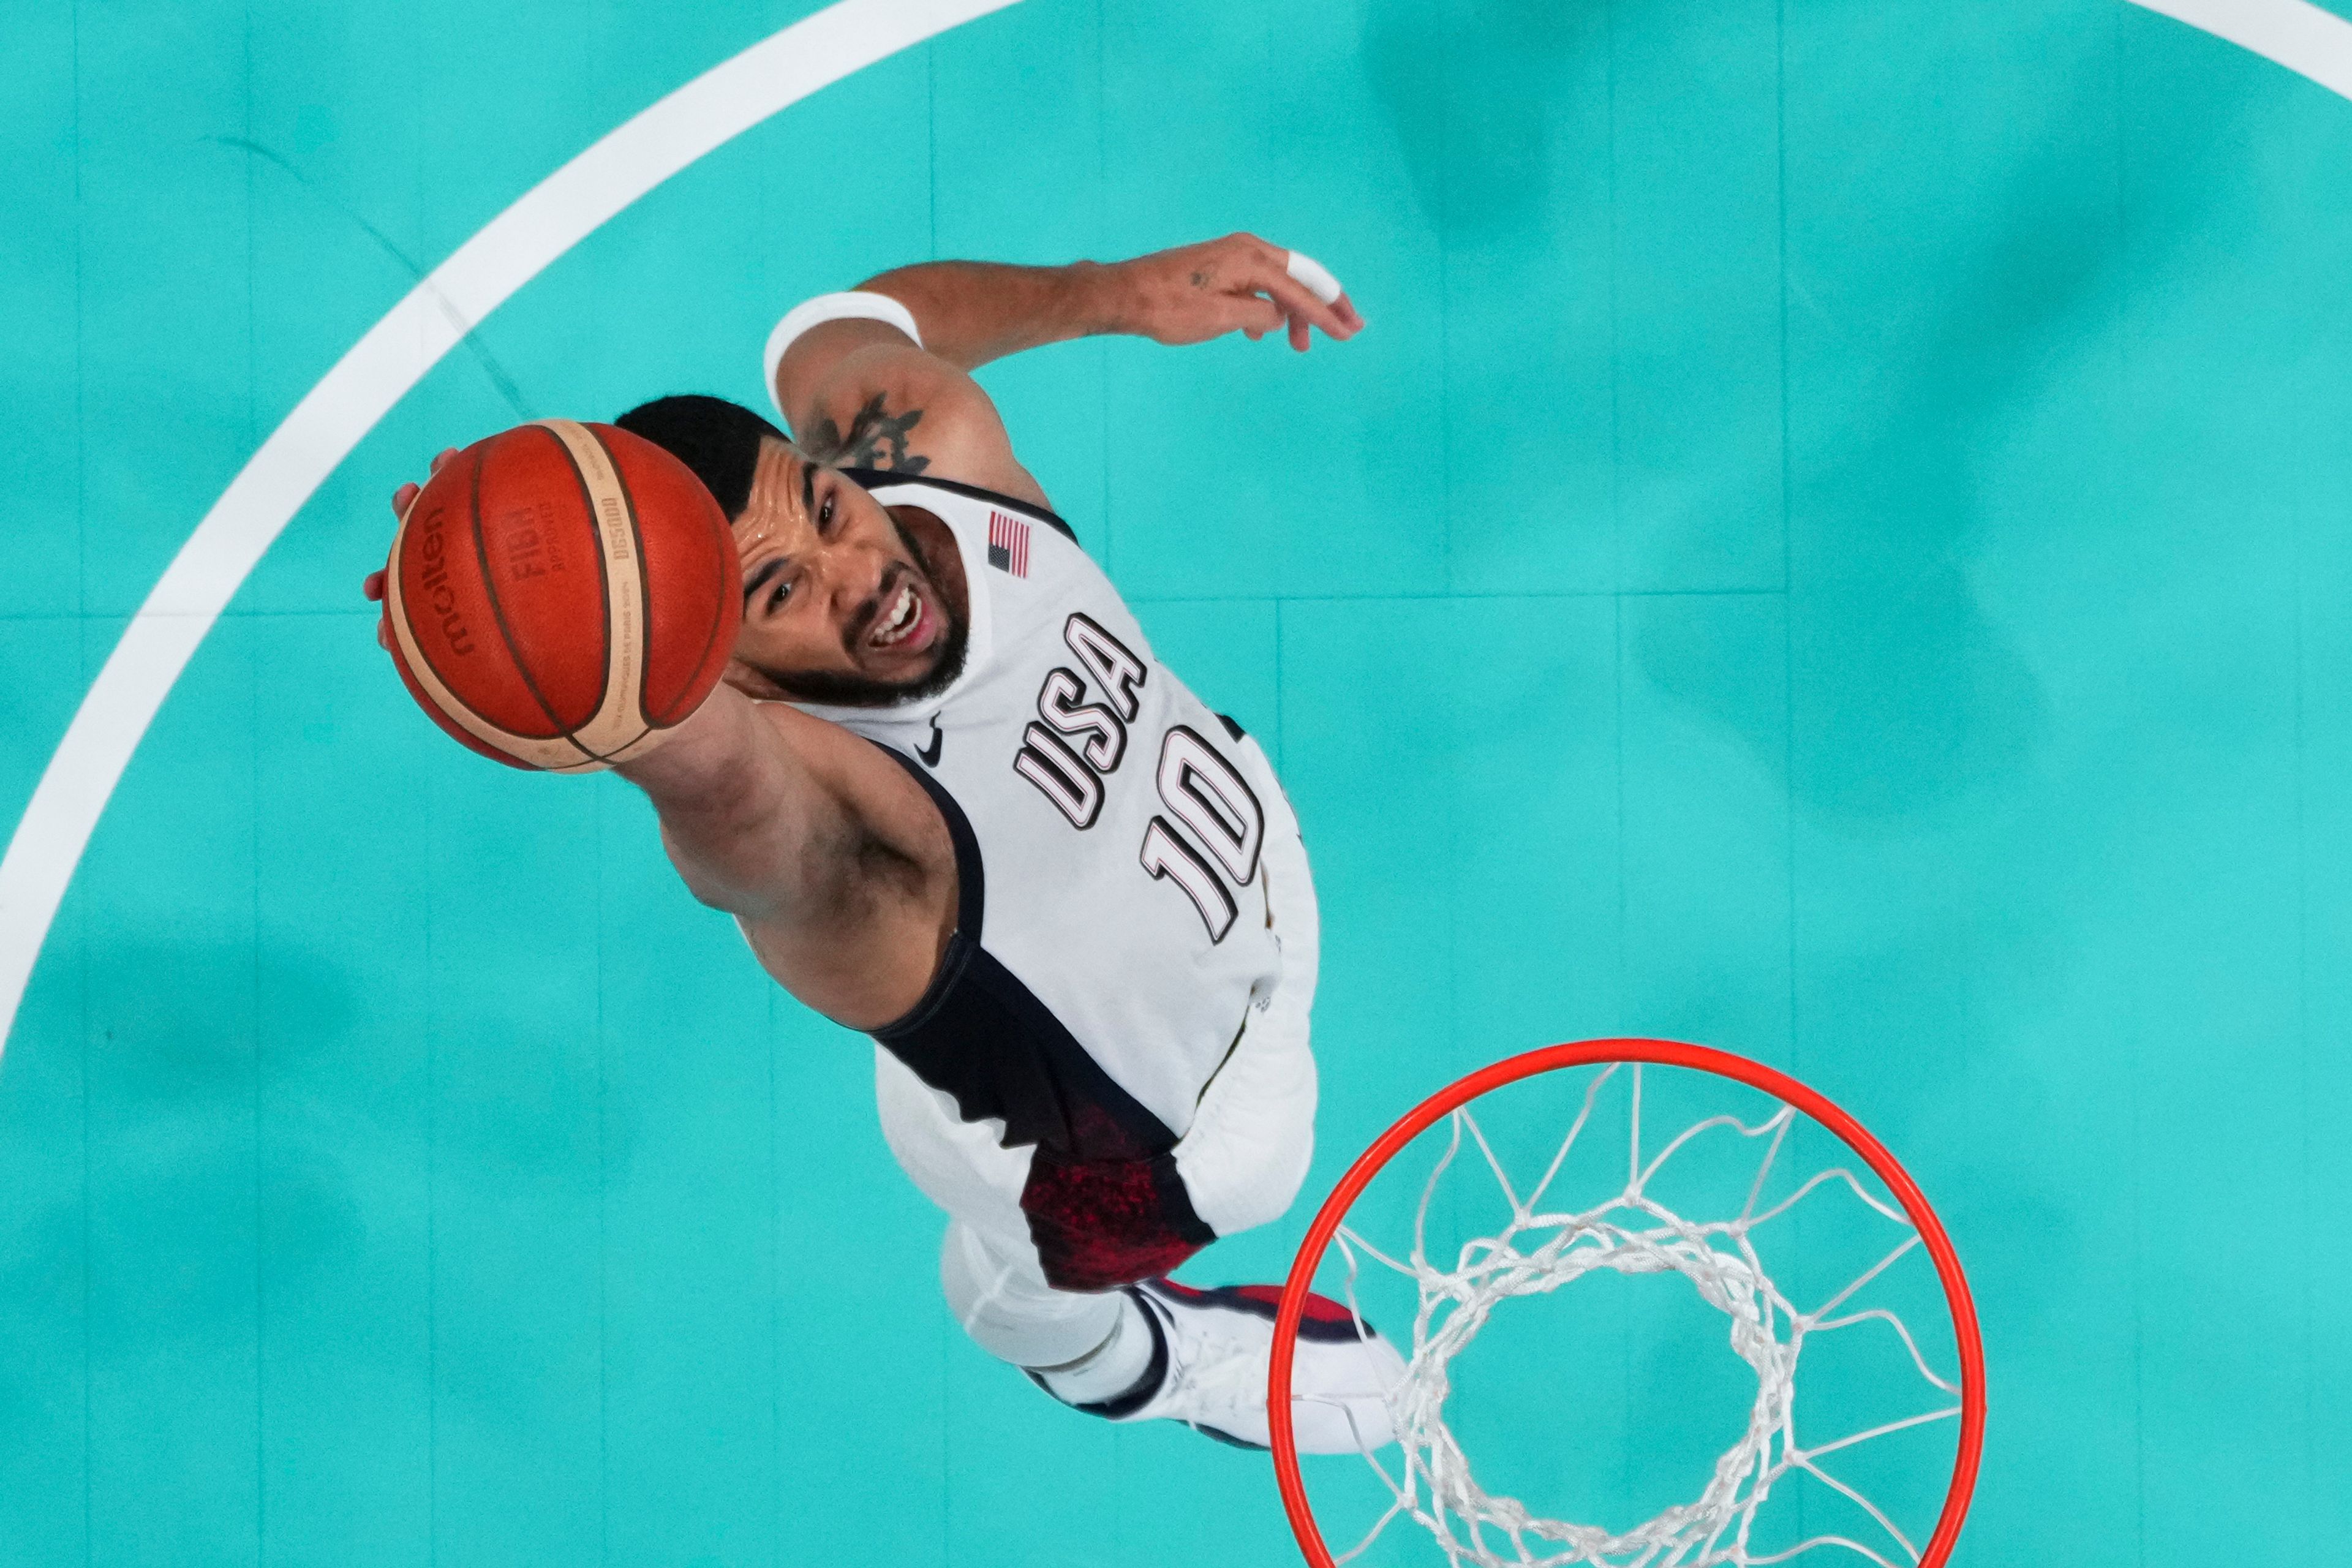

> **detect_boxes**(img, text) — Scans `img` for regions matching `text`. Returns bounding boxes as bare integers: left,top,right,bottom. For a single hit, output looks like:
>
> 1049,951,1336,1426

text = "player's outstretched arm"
772,235,1364,507
367,453,956,1030
615,685,837,916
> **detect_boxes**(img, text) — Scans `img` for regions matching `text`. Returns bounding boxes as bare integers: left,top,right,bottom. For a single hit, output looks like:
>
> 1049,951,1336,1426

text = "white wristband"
763,291,925,415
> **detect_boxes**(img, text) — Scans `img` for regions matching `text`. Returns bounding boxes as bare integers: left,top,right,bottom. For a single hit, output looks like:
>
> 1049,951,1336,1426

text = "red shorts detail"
1022,1147,1215,1293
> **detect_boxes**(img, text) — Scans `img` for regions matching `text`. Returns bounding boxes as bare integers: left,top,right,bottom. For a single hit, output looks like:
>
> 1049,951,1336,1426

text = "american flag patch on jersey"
987,510,1031,577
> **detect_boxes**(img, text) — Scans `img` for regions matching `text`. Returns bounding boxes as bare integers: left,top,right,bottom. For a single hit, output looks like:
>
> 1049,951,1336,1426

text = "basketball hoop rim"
1268,1038,1986,1568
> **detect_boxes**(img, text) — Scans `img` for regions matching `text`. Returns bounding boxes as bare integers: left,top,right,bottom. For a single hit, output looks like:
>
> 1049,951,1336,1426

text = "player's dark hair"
613,394,786,519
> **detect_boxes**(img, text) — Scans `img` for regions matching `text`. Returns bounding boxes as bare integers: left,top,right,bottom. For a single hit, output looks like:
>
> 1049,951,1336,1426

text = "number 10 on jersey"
1014,615,1268,943
1140,727,1264,942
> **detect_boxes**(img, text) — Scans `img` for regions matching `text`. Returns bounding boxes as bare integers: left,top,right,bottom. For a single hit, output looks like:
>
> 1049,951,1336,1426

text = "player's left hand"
1109,233,1364,352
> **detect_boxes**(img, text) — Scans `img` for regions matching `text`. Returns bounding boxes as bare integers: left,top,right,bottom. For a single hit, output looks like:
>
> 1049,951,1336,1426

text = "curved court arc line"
2127,0,2352,99
0,0,1022,1052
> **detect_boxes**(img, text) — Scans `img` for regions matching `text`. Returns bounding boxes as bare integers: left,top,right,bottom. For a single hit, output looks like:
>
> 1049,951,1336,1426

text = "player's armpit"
620,686,957,1028
782,328,1053,512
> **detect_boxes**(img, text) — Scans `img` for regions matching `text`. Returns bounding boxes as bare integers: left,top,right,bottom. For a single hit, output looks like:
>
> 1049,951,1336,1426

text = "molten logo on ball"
412,504,477,658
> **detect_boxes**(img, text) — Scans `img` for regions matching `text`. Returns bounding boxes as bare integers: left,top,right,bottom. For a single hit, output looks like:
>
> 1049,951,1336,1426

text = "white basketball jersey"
786,471,1287,1160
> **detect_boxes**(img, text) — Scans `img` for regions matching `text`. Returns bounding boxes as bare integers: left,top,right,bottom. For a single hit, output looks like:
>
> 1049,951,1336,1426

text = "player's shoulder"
793,343,1056,514
842,466,1079,545
751,698,953,846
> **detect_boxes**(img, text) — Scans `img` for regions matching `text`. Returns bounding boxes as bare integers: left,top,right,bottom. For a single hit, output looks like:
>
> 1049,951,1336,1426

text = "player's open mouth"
867,580,931,653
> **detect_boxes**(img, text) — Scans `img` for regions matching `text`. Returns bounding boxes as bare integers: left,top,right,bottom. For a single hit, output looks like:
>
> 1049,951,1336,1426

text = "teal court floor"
4,1,2351,1563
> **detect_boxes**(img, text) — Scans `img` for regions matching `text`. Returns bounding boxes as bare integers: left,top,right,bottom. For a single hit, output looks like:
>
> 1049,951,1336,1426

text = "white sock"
1035,1294,1156,1406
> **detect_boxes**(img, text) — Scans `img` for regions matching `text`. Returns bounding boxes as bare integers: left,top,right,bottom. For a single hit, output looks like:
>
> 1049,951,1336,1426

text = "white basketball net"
1330,1064,1962,1568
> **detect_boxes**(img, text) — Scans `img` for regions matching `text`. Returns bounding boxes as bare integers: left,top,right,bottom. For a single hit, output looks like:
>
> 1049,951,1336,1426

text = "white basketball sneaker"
1047,1278,1406,1453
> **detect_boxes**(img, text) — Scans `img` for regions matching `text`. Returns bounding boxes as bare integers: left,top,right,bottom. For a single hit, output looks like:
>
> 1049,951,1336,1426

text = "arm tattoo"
804,392,931,475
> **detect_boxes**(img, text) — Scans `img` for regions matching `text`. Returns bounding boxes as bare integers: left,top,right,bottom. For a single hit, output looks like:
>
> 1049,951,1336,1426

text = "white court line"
2127,0,2352,100
0,0,1022,1052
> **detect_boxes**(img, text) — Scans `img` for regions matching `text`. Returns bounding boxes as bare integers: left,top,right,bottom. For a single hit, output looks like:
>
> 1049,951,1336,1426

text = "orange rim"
1268,1038,1986,1568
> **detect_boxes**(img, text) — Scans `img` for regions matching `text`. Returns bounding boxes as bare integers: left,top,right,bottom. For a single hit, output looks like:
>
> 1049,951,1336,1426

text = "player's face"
728,438,967,706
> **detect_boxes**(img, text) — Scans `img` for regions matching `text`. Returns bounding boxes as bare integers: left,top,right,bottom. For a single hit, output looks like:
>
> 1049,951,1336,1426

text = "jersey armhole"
867,741,986,1039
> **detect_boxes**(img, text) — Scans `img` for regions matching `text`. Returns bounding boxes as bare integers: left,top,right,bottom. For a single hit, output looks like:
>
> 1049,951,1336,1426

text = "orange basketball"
383,420,741,772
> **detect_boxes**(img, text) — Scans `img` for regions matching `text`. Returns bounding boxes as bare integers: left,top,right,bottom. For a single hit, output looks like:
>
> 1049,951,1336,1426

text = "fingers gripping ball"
383,420,741,772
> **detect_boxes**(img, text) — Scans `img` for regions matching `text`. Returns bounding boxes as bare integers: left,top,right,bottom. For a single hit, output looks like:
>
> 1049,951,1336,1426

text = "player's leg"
938,1218,1157,1404
940,1207,1402,1453
873,1052,1165,1405
879,1044,1399,1451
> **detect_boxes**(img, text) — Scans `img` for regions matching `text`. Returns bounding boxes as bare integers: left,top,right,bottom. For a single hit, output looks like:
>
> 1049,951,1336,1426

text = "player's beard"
750,511,969,708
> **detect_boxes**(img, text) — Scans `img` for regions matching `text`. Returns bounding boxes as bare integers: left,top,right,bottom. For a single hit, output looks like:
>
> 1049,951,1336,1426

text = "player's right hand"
364,447,458,652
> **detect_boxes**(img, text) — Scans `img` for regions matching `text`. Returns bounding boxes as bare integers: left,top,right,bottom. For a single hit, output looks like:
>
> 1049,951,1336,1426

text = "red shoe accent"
1152,1280,1378,1343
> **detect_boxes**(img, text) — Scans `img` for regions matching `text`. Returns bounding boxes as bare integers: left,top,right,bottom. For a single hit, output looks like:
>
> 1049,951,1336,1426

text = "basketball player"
367,234,1402,1452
